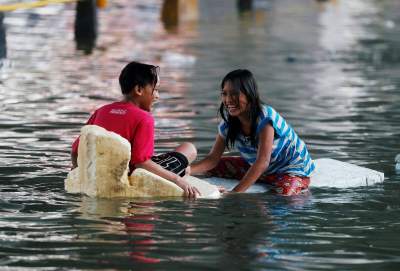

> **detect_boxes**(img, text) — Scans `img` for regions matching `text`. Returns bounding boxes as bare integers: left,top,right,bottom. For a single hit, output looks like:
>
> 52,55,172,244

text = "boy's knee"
175,142,197,163
184,142,197,163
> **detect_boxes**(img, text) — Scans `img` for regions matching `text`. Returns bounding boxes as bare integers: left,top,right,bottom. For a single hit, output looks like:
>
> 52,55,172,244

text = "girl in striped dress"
190,69,315,196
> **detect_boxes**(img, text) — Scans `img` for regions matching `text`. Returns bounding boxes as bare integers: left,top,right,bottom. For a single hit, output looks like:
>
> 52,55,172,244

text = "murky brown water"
1,0,400,270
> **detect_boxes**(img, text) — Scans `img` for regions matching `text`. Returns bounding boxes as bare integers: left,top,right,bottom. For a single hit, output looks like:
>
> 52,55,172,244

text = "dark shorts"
151,152,189,177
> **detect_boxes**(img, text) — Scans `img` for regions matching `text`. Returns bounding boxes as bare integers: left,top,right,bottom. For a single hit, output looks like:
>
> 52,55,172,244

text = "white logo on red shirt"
110,109,127,115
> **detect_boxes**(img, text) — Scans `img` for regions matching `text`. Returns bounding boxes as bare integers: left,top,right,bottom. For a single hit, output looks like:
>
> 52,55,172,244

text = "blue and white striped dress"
218,105,315,176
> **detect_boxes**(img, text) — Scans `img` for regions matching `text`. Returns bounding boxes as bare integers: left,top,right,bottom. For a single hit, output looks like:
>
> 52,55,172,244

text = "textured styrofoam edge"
395,154,400,173
204,158,385,191
310,158,384,188
81,125,131,150
131,168,220,199
66,167,220,199
184,175,221,199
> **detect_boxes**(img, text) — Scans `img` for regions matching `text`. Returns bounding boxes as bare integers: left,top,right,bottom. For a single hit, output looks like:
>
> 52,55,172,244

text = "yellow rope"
0,0,78,12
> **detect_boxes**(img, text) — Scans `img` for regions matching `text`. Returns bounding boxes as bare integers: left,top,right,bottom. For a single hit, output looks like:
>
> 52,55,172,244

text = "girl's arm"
190,134,226,174
232,124,274,192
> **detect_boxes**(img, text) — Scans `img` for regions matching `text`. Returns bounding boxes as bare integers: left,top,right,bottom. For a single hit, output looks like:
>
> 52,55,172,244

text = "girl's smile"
221,81,249,118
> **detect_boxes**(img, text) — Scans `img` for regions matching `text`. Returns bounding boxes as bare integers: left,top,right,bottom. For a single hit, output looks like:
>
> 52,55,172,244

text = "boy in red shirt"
71,61,200,198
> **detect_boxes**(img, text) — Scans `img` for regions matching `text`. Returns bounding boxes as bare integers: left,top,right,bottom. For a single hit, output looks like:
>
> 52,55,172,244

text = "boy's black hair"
119,61,159,95
219,69,263,149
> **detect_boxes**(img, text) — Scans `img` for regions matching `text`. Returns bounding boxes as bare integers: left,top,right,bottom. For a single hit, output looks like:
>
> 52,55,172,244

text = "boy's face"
139,83,159,112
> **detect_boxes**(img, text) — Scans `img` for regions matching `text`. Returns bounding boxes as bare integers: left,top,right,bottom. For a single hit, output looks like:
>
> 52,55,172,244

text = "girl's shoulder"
256,105,285,134
259,104,276,119
218,119,228,130
218,119,228,138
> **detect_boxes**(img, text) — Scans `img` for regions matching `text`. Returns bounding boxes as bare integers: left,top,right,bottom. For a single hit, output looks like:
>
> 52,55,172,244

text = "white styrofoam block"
205,158,384,191
310,158,384,188
204,177,269,193
395,154,400,173
65,125,220,199
67,125,384,196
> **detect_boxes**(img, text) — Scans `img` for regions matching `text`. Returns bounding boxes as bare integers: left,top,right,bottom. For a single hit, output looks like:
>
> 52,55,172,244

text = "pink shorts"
207,156,310,196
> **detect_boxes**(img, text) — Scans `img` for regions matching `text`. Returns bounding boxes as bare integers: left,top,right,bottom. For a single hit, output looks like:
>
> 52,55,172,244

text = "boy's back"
72,101,155,169
71,61,200,198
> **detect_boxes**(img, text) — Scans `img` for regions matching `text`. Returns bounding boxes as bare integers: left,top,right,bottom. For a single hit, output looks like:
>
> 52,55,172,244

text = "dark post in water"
161,0,179,30
0,12,6,59
237,0,253,12
74,0,97,54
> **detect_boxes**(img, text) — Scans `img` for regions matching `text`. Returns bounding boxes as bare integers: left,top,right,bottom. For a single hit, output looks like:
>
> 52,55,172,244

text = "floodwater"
1,0,400,270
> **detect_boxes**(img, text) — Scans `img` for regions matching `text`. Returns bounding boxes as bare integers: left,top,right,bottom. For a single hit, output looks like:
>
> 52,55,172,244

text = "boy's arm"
71,151,78,169
232,124,274,192
190,134,225,174
135,159,200,198
71,137,80,169
70,111,97,170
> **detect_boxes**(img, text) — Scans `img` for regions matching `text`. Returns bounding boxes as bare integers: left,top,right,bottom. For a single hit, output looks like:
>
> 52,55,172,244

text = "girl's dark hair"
219,69,263,149
119,61,159,95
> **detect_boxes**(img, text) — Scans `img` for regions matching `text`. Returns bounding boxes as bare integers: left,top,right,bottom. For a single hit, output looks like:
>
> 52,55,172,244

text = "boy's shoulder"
98,102,153,120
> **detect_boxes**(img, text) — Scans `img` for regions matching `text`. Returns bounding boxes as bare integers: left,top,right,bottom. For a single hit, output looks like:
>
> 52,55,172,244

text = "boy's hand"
217,185,226,193
175,177,201,199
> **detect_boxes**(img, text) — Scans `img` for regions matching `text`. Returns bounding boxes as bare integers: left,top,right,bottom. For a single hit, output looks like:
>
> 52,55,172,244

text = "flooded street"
0,0,400,270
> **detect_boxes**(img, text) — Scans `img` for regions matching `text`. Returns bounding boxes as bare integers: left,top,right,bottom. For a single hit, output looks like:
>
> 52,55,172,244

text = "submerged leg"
206,156,250,180
260,174,310,196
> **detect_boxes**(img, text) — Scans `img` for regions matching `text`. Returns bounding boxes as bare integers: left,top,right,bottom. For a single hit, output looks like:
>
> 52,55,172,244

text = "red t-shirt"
72,102,154,168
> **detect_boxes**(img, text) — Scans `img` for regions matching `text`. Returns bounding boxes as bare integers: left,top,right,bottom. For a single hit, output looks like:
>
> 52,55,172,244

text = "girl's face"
221,81,249,118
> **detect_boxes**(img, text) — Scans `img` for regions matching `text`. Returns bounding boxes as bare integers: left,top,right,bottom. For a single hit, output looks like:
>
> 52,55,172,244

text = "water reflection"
75,194,314,268
124,204,161,264
214,193,314,269
78,197,162,264
216,195,272,269
74,0,97,54
77,197,208,266
311,0,400,168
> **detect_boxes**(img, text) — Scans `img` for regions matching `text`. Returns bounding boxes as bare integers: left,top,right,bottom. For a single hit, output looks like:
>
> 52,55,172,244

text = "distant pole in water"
237,0,253,12
161,0,179,30
161,0,198,31
0,12,6,59
96,0,107,9
74,0,97,54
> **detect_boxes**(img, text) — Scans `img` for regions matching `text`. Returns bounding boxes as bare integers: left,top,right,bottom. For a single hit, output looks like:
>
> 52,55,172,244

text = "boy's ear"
132,85,142,96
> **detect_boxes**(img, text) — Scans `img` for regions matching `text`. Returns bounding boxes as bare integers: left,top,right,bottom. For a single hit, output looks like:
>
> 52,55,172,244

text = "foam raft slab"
65,125,220,199
205,158,385,193
65,125,385,198
310,158,384,188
